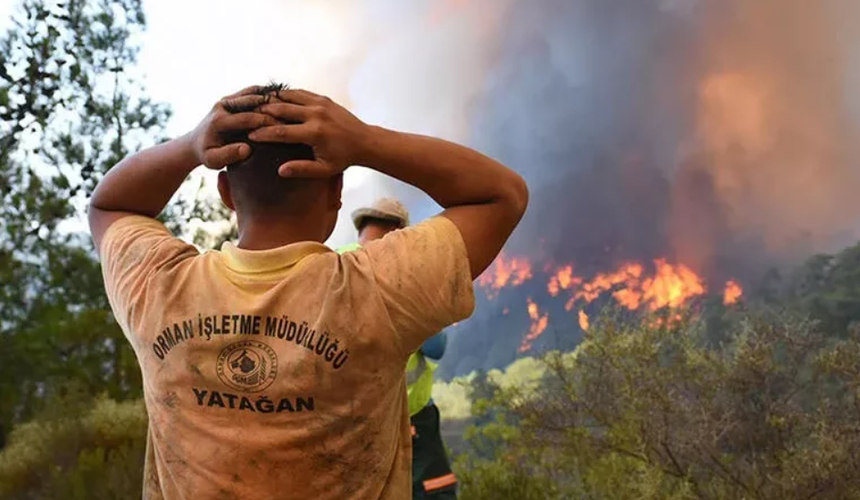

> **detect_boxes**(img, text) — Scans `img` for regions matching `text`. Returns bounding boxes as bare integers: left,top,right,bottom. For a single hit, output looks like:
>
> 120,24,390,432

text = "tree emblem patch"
216,340,278,392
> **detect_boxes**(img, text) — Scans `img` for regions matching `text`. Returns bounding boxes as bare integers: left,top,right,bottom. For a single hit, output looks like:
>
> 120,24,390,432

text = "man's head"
352,198,410,244
216,83,343,242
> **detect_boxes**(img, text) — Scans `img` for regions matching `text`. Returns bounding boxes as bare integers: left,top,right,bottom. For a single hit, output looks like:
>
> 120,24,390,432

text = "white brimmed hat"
351,198,410,230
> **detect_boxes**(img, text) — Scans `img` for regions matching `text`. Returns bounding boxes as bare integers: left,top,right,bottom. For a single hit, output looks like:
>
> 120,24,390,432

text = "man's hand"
89,85,279,250
247,89,371,178
189,86,279,169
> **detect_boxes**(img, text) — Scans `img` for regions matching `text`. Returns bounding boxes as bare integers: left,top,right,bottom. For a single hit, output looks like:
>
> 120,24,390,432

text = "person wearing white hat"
336,197,409,254
340,199,457,499
354,197,410,243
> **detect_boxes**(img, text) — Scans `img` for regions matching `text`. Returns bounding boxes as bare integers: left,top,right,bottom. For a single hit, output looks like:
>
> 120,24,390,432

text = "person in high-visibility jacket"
339,198,458,500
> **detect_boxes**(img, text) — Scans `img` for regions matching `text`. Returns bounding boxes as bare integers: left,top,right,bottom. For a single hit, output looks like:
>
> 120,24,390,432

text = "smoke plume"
319,0,860,374
342,0,860,286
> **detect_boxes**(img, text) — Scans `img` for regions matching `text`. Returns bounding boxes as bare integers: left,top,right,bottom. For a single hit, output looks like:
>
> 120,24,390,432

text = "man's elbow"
501,173,529,222
89,183,110,213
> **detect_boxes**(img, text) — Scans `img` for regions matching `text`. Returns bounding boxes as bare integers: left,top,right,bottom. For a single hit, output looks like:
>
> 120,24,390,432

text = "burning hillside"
475,253,743,353
344,0,860,378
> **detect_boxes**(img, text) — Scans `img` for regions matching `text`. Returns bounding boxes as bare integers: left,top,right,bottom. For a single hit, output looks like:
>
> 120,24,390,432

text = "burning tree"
469,252,744,356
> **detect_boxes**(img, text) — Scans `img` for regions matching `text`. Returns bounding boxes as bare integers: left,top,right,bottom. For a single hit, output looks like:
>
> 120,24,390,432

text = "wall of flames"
477,252,743,353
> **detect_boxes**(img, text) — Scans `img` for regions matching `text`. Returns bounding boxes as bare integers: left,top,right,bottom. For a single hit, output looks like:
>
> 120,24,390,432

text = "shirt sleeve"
362,216,475,354
99,215,198,336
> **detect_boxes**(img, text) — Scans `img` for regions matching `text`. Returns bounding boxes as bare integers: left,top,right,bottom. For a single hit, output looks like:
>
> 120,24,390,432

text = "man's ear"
217,171,236,211
329,173,344,210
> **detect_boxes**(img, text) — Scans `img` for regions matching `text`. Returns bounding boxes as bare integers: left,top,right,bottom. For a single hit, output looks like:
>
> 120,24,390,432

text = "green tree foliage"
0,0,236,492
0,388,147,499
455,311,860,500
0,0,171,448
779,243,860,335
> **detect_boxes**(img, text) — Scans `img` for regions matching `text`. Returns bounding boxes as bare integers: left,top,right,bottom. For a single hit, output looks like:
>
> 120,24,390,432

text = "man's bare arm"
88,88,275,251
249,89,529,279
89,135,199,251
356,128,528,279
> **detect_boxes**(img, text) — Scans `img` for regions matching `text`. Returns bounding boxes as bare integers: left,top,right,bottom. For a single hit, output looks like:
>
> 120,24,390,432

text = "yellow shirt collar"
219,241,332,274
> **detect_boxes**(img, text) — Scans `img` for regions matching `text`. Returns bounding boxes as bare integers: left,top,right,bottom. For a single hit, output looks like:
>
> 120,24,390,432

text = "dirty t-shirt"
99,215,475,500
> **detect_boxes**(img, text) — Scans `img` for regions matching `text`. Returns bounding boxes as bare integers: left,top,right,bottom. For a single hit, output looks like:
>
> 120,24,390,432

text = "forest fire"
640,260,706,311
478,254,744,353
519,298,550,353
476,251,533,298
723,280,743,305
578,310,590,331
567,263,643,309
547,265,581,297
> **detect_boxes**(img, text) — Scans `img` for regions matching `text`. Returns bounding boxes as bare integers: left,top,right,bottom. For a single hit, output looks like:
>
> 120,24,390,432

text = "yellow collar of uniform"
219,241,332,274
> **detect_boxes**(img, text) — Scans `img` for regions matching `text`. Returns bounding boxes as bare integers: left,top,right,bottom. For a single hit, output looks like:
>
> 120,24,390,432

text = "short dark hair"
223,83,316,214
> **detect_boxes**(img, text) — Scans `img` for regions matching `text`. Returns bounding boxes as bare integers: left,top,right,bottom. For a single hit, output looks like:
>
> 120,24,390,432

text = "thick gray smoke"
336,0,860,375
469,0,860,284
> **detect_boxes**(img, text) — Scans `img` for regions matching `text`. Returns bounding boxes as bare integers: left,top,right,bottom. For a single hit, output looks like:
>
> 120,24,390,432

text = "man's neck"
236,218,326,250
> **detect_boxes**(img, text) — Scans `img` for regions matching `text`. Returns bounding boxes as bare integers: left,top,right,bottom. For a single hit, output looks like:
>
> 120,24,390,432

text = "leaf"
53,174,70,190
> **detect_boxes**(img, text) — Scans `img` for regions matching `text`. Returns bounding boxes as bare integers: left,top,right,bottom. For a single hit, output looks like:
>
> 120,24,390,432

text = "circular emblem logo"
216,340,278,392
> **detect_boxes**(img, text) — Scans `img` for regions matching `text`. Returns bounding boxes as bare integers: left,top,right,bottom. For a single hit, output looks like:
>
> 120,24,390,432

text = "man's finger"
214,112,279,132
224,85,264,99
221,94,268,113
257,103,310,123
278,160,332,179
273,89,318,105
203,143,251,169
248,124,314,144
295,89,328,102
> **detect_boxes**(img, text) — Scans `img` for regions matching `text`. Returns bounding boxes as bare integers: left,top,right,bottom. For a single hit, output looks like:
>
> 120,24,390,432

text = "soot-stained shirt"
99,215,475,500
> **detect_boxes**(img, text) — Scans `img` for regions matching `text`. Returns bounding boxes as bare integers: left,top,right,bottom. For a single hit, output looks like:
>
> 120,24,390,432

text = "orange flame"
640,260,706,311
650,312,685,329
527,299,539,320
560,260,704,313
578,310,590,331
547,265,581,297
723,280,743,305
613,288,643,310
475,251,725,354
478,251,534,298
564,296,576,312
519,298,549,353
573,263,643,304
